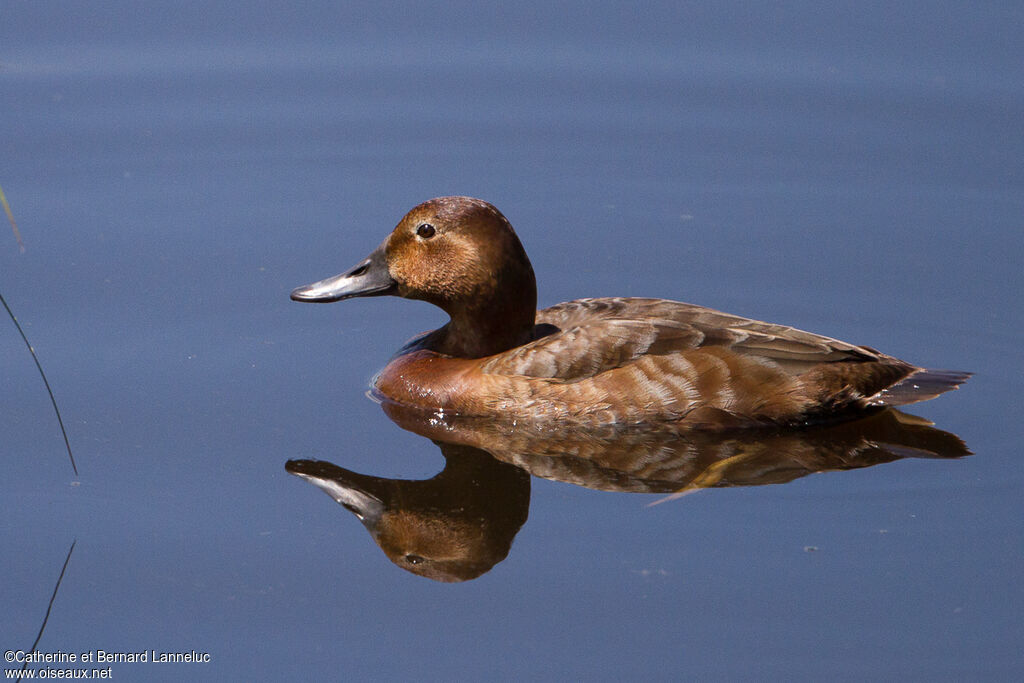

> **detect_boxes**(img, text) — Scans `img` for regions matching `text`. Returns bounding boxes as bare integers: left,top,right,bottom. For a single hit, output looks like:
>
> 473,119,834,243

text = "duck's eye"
405,554,425,565
416,223,436,239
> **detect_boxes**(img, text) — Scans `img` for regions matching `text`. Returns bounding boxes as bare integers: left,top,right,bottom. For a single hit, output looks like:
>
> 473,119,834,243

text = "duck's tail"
871,368,972,407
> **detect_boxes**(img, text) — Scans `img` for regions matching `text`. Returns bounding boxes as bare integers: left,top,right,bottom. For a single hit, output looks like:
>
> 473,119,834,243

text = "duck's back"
471,298,964,427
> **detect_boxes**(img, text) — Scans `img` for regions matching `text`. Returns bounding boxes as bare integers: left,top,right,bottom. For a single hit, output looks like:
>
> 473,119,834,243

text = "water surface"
2,2,1022,680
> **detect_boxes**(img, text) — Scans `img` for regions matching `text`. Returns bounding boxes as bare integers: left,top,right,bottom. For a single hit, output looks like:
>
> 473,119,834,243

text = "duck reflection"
287,444,529,583
287,404,968,582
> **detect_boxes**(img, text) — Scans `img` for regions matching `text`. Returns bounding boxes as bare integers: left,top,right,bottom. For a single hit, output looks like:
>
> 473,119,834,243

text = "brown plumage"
292,196,969,428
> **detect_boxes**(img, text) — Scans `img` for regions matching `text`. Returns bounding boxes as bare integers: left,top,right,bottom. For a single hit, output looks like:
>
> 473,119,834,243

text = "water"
2,1,1022,680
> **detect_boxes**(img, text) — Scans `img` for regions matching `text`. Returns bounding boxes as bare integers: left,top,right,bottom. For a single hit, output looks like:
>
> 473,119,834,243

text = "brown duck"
292,196,968,427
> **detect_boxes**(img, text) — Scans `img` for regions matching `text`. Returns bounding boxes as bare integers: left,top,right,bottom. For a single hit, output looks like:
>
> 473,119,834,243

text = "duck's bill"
285,459,385,528
290,240,397,303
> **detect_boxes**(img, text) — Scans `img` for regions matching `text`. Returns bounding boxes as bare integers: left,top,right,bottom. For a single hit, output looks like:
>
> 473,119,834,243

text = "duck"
291,196,968,428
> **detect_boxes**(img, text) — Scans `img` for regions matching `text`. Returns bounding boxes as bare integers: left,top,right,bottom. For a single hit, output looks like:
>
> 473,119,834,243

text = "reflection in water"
19,541,76,675
287,446,529,583
288,405,968,582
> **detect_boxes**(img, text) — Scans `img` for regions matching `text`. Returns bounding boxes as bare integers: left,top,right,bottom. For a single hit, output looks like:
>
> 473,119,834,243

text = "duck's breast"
374,350,490,414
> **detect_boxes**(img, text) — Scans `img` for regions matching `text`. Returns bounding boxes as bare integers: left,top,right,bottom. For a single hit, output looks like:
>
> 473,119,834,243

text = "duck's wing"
479,297,886,380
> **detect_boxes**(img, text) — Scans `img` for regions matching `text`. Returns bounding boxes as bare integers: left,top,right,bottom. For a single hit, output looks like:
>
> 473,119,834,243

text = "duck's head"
292,196,538,357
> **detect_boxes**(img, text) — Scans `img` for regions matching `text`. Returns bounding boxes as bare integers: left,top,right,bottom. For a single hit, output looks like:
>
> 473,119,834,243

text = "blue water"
2,2,1022,680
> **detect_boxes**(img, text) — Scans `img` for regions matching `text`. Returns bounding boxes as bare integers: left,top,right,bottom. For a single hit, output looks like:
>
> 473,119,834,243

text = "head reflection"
288,404,968,582
287,443,529,583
